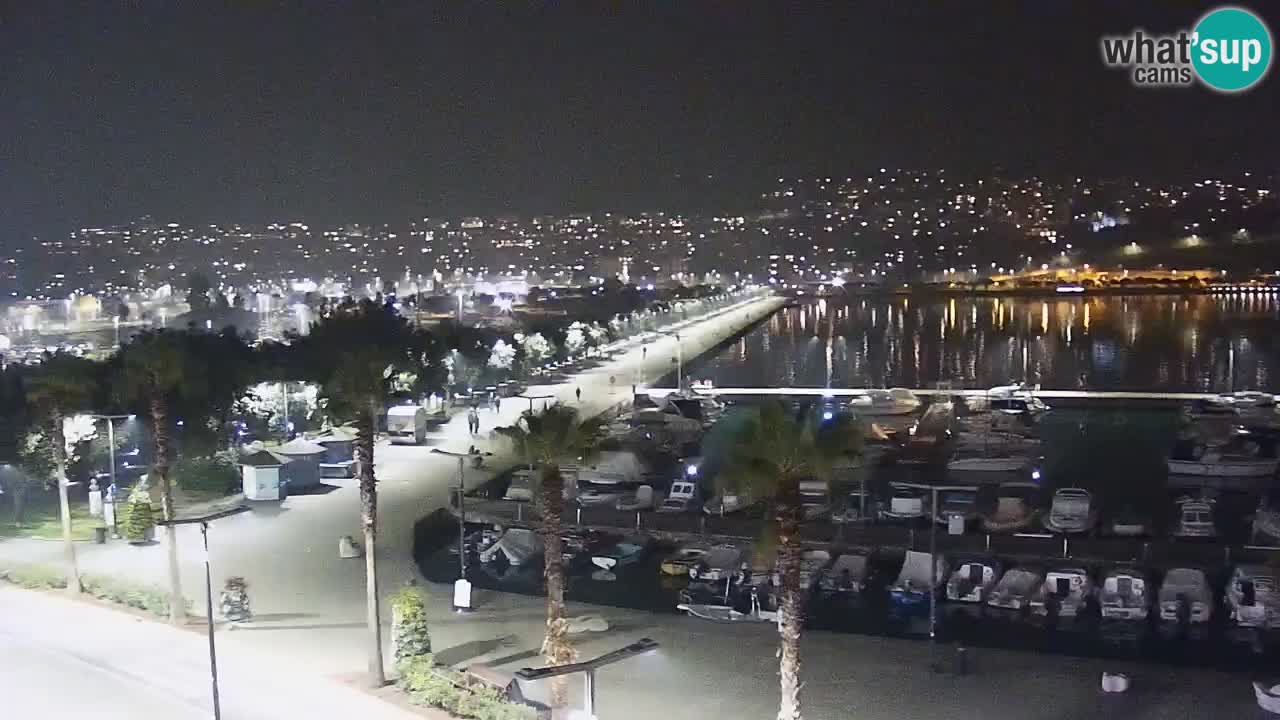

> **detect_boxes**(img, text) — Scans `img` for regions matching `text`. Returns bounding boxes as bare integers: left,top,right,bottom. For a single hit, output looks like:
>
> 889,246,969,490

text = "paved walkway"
3,291,1263,719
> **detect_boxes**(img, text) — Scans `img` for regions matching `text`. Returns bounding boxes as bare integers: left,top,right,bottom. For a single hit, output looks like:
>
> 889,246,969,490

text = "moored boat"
1099,567,1151,621
888,550,948,610
819,553,870,594
1158,567,1212,624
1226,565,1280,628
1030,566,1094,618
1044,488,1097,534
986,567,1043,611
946,557,1002,603
980,482,1041,534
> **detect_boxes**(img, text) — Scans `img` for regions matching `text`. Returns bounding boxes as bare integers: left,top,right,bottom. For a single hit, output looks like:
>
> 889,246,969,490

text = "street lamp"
156,505,249,720
90,413,134,538
515,638,660,718
657,330,682,390
432,447,492,611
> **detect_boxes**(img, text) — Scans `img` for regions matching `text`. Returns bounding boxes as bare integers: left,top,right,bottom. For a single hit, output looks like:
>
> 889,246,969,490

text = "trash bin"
93,526,107,544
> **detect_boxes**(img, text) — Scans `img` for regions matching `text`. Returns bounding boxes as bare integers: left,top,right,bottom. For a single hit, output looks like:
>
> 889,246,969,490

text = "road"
0,585,422,720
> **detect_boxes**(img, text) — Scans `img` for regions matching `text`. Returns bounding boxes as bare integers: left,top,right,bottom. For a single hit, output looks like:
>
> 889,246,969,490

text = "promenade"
0,290,1263,719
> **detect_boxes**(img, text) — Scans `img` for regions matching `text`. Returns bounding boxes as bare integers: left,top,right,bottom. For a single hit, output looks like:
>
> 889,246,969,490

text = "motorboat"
504,469,535,502
478,528,543,567
687,543,747,582
1044,488,1096,534
954,429,1042,452
847,388,920,416
590,535,654,571
615,485,655,511
986,383,1050,416
797,549,833,589
1099,567,1151,621
703,491,753,515
881,484,929,521
1252,500,1280,544
577,484,624,507
1167,450,1279,478
1226,565,1280,628
1158,568,1213,624
560,530,603,566
1030,567,1094,618
933,489,980,527
677,587,777,623
946,558,1003,603
1216,391,1275,409
1107,507,1151,538
819,553,870,594
657,480,700,513
888,550,948,609
947,448,1035,473
660,544,710,576
986,567,1043,611
980,483,1040,534
1172,497,1217,538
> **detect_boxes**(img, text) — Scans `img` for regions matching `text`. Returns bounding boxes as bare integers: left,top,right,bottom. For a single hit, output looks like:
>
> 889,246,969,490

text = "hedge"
397,656,537,720
0,562,187,618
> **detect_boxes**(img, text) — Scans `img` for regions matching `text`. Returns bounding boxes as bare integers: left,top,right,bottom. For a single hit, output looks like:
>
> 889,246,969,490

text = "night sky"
2,2,1277,241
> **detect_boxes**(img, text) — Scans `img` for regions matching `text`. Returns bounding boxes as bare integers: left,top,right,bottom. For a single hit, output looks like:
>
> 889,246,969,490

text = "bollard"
636,511,642,531
1142,542,1149,562
909,527,915,550
516,503,523,522
576,507,582,526
953,644,969,676
985,534,991,552
1062,537,1069,558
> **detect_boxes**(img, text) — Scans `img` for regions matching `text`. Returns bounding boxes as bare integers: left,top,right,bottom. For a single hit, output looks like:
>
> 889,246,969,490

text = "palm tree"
120,330,206,624
719,401,862,720
494,404,606,707
25,352,100,593
302,299,425,687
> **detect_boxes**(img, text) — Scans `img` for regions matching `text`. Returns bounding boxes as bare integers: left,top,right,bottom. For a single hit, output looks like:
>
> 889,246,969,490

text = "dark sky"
2,2,1278,241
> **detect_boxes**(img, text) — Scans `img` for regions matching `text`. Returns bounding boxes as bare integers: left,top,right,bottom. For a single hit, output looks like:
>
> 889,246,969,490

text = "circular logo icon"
1191,7,1273,92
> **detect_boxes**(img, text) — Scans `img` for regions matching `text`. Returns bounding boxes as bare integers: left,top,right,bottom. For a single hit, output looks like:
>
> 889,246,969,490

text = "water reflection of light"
1040,302,1048,334
1083,302,1091,333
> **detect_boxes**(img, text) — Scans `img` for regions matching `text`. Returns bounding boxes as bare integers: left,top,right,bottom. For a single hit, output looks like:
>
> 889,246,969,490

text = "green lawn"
0,492,103,541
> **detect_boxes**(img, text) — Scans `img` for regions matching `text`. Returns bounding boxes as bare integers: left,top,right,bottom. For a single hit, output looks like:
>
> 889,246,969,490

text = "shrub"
0,563,183,618
174,452,239,495
122,494,155,542
390,586,432,662
396,656,536,720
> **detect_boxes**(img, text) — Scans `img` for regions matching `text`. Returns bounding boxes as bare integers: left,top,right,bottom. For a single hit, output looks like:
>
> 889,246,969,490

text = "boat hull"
1167,459,1279,477
947,457,1031,472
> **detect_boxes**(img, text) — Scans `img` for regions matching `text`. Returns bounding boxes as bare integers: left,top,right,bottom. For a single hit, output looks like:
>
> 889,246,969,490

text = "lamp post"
90,413,133,538
515,638,659,718
156,505,249,720
432,447,492,611
657,330,682,390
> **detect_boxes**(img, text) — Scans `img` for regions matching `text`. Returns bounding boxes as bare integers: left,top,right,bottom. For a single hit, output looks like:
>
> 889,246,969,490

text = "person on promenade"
575,387,582,403
467,406,480,434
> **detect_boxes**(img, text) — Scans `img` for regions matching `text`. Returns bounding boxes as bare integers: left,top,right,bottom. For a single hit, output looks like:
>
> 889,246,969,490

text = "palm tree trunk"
538,465,573,707
357,407,385,687
51,413,81,594
151,395,184,624
775,483,804,720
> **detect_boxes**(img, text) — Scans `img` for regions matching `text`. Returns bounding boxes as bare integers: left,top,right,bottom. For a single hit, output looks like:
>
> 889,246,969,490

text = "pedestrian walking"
467,406,480,435
575,387,582,403
493,394,501,412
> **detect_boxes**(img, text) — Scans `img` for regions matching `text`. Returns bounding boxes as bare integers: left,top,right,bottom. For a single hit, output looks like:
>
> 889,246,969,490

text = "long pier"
646,387,1245,402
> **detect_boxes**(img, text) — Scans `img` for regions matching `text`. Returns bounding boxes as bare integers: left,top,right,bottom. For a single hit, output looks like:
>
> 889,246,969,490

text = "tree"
488,339,516,372
494,404,606,707
298,299,424,687
718,401,862,720
186,272,213,312
26,352,100,592
119,330,207,624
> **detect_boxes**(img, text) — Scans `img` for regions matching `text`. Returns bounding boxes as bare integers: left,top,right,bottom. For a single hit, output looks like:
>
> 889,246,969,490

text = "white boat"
981,483,1041,534
933,489,980,527
677,591,777,623
1226,565,1280,628
478,528,543,567
986,567,1043,610
590,535,654,571
703,491,752,515
881,484,928,521
1099,568,1151,621
1157,568,1212,624
687,543,746,582
947,451,1034,473
1044,488,1096,534
615,485,655,511
775,549,832,590
658,479,701,514
1172,497,1217,538
847,388,920,416
888,551,948,609
986,384,1050,416
1030,567,1094,618
946,558,1003,603
1220,391,1275,409
819,553,870,594
660,544,709,576
1167,451,1279,478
